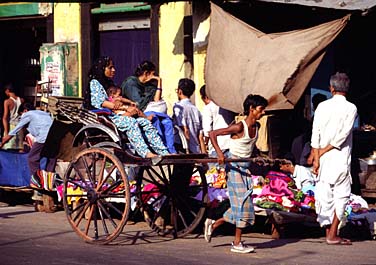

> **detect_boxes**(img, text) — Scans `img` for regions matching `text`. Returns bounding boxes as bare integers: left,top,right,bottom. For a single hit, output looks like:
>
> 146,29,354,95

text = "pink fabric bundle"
258,178,295,199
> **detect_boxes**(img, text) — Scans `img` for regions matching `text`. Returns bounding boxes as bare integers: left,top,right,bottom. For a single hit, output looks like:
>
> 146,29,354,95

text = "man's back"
173,98,202,153
202,101,233,153
312,95,357,150
12,110,53,144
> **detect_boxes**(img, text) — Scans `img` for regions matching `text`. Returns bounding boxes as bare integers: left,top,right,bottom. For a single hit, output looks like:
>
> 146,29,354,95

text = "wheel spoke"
101,192,125,199
82,154,96,186
148,197,169,228
98,200,118,229
72,162,90,189
84,205,94,236
176,208,189,229
101,179,123,195
96,155,107,186
93,205,99,239
63,147,131,244
70,199,87,215
174,193,197,218
149,209,163,230
141,176,163,187
171,204,178,237
144,168,163,186
66,179,87,191
97,164,117,191
146,167,169,186
103,200,124,216
73,201,90,226
97,202,109,236
167,165,172,179
141,164,208,238
159,165,170,184
142,192,166,209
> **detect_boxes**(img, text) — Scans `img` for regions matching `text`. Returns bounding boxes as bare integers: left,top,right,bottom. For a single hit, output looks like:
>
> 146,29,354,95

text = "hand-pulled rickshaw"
48,96,280,245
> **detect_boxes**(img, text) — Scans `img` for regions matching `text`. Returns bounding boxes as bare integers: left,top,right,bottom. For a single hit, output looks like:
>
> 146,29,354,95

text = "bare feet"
146,152,158,158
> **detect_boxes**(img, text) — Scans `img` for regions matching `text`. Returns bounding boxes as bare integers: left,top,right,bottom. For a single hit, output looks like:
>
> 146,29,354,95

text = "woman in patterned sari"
86,56,169,158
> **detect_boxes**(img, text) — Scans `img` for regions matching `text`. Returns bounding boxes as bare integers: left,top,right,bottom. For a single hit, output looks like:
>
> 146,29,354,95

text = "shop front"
0,3,53,106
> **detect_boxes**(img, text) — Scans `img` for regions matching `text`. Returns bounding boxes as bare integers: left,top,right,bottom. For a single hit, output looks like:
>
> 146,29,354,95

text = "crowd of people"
0,55,359,254
85,56,238,158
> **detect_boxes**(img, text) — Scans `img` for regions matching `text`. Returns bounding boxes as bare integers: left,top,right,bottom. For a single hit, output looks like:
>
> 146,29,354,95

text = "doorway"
99,28,151,86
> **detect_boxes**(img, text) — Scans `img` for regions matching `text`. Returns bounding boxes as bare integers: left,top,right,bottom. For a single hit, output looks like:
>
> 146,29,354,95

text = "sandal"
326,238,352,245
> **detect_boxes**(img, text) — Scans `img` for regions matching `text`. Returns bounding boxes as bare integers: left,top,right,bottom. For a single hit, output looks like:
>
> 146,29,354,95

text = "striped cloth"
223,152,255,228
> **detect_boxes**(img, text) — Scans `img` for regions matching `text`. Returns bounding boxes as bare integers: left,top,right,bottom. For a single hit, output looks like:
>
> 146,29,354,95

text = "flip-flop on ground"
326,238,352,245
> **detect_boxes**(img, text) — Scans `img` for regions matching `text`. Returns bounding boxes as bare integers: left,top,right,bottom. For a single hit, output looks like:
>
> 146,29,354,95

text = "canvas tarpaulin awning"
205,3,350,112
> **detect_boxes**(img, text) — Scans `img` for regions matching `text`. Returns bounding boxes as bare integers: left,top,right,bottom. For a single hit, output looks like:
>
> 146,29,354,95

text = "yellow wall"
159,2,193,114
193,15,210,112
53,3,82,96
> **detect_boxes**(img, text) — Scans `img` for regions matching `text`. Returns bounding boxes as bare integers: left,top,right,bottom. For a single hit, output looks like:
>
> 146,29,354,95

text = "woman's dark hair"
243,94,268,115
84,56,115,109
134,60,156,77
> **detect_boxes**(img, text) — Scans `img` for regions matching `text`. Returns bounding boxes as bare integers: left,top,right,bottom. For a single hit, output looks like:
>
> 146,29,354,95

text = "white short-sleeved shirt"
202,101,233,153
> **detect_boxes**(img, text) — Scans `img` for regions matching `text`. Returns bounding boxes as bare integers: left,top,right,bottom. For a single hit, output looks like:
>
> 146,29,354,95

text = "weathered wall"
53,3,82,97
159,2,193,114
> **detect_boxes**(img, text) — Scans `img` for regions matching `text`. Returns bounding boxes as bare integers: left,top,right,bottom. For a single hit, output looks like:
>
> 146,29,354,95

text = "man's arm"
8,112,31,136
310,107,321,174
209,122,242,165
0,134,14,148
199,130,207,154
318,144,335,158
183,126,190,142
2,100,10,135
312,147,320,175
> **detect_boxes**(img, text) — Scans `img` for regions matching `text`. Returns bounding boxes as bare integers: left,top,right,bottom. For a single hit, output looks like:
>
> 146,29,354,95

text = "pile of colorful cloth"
202,166,316,216
253,171,316,215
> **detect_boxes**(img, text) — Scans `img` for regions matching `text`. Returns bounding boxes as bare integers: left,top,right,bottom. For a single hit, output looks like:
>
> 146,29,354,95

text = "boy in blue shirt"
172,78,203,154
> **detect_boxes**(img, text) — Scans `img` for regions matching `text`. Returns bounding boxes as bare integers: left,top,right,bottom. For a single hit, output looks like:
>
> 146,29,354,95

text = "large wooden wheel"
63,147,131,244
139,163,208,238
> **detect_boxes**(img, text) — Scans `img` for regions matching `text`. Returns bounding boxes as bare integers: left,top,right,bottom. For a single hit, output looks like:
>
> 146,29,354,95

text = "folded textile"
258,178,295,199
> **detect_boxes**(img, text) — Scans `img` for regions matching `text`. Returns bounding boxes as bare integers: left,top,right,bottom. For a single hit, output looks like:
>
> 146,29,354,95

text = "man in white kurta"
311,72,357,245
200,85,234,155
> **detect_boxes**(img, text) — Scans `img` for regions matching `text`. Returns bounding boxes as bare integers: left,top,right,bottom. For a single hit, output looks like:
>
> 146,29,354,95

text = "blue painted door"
99,29,151,86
